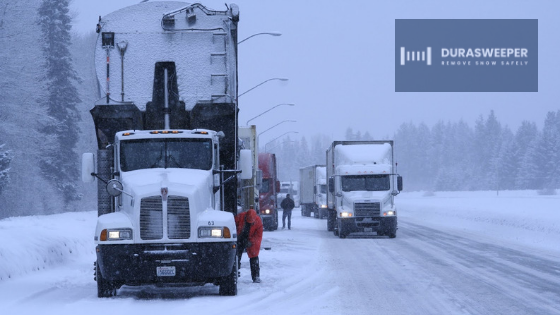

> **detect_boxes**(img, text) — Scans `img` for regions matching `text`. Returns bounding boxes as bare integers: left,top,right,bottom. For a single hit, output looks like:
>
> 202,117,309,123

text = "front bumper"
96,242,236,285
339,216,397,233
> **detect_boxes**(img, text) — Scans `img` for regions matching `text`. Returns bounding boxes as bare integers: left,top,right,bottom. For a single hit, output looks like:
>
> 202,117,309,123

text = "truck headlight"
100,228,132,241
199,227,231,238
340,212,352,218
263,209,271,214
383,211,396,216
320,205,327,208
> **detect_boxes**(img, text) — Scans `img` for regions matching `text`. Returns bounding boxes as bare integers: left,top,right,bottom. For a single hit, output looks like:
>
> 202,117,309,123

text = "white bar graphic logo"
400,47,431,65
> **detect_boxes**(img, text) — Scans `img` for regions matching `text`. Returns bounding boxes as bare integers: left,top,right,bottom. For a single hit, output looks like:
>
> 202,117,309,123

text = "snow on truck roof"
334,143,392,166
94,1,238,111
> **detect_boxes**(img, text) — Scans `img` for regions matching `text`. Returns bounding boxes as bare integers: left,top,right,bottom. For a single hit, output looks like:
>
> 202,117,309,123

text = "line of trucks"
79,1,402,299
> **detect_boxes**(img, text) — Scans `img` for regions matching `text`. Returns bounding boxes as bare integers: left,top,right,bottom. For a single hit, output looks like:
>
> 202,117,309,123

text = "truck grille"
167,196,190,239
140,196,163,240
140,196,191,240
354,202,381,217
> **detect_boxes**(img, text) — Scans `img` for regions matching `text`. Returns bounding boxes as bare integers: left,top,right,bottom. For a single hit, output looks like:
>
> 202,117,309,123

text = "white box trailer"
326,141,402,238
299,165,327,218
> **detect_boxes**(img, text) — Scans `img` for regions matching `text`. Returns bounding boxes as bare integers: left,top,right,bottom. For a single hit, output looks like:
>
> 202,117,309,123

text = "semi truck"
326,141,402,238
81,2,248,297
299,165,327,219
258,152,279,231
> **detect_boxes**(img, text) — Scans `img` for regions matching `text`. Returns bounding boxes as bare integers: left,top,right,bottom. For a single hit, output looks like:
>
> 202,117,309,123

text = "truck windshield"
261,178,271,193
341,175,390,192
120,138,212,172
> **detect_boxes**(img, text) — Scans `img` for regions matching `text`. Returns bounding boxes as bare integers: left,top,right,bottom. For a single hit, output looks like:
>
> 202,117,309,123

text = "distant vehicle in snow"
326,141,403,238
81,2,246,297
258,153,279,231
277,181,299,209
299,165,327,218
238,126,260,213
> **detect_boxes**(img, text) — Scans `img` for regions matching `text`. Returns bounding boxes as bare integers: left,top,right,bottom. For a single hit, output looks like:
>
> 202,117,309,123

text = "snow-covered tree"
513,121,539,189
37,0,82,206
534,111,560,189
0,143,11,195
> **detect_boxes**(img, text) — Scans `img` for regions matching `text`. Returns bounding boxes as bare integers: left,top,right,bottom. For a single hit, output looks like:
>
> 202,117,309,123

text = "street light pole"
257,120,296,144
246,103,294,126
238,32,281,44
264,131,299,152
239,78,288,98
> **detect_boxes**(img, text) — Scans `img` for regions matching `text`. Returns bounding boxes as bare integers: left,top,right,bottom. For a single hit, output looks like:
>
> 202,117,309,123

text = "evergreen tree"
345,127,355,140
513,121,538,189
0,143,11,195
37,0,82,206
496,127,515,190
535,111,559,189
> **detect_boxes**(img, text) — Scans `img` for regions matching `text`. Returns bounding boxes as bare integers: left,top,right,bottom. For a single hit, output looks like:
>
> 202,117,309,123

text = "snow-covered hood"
342,190,390,204
120,168,212,200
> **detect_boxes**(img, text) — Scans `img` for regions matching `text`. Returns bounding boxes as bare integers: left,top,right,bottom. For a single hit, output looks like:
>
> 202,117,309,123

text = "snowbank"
0,212,97,281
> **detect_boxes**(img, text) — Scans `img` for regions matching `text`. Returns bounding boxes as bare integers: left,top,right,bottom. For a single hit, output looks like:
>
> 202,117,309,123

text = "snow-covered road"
1,190,559,314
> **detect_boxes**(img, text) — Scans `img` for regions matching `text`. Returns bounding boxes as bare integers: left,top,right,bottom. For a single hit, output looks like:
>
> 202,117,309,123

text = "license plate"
157,266,176,277
364,228,373,233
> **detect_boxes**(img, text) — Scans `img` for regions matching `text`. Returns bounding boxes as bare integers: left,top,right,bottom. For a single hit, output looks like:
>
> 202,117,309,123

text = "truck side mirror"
82,153,95,183
328,177,334,193
106,179,123,197
238,149,252,180
397,176,403,191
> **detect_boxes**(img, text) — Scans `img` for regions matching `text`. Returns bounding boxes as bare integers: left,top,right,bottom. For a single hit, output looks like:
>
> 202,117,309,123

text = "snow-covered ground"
399,190,560,256
0,190,559,314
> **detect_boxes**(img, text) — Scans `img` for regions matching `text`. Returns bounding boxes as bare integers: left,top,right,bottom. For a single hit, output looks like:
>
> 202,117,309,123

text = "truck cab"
258,152,279,231
81,1,245,297
326,141,402,238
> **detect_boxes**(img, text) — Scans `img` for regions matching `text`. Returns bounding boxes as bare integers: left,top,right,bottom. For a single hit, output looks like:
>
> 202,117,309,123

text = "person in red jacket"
235,206,263,283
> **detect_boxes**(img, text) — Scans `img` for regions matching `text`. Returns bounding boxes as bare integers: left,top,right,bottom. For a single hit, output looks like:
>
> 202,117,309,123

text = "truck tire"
96,263,116,298
219,263,238,296
301,205,305,216
338,220,347,239
327,210,335,231
388,229,397,238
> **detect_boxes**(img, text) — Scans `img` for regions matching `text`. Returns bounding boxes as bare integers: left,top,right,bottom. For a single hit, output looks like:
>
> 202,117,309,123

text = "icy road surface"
1,191,559,314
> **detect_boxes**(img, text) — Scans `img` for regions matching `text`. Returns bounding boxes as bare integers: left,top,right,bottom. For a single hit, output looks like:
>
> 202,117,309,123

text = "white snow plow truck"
81,2,250,297
326,141,403,238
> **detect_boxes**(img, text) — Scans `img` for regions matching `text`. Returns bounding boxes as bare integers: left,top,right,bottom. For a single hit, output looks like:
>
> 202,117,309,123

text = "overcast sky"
70,0,559,145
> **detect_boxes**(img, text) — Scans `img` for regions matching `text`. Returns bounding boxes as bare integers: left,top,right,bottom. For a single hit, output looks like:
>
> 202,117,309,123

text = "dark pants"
282,209,292,228
237,247,260,281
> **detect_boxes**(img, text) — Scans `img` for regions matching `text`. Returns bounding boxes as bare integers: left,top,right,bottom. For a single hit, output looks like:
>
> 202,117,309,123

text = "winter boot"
250,256,260,283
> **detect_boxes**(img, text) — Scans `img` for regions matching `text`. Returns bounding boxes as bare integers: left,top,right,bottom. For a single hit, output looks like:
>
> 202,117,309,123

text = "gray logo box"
395,19,538,92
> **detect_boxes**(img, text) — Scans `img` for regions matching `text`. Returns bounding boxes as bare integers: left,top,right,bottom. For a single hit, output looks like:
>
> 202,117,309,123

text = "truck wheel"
327,210,335,231
219,263,238,296
96,263,116,298
388,229,397,238
301,205,305,216
338,220,347,239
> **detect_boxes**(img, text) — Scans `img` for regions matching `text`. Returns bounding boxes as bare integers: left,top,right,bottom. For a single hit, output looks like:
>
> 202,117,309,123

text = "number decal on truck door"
208,221,215,226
